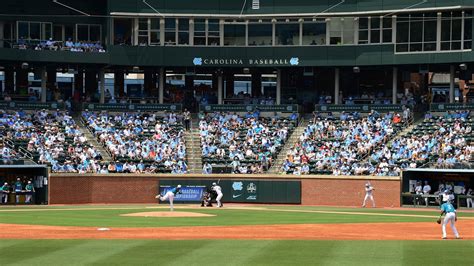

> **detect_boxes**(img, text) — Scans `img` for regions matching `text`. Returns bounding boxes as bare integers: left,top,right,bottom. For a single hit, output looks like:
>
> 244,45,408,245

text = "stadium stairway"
268,117,309,174
73,115,113,162
184,118,203,174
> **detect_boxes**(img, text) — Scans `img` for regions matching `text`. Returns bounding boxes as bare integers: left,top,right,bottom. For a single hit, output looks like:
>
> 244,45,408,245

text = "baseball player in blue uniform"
155,185,181,211
14,178,23,203
439,201,460,239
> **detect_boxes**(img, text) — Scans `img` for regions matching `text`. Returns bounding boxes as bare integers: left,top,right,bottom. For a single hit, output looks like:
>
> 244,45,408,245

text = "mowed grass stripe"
2,240,142,266
0,240,472,266
256,208,474,220
2,205,473,218
0,208,440,228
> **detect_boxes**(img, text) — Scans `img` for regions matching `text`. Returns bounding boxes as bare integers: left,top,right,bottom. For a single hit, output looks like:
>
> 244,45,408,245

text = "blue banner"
159,185,206,202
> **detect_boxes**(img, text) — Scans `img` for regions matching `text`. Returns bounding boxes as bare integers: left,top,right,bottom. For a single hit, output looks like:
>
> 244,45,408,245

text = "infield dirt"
0,220,473,240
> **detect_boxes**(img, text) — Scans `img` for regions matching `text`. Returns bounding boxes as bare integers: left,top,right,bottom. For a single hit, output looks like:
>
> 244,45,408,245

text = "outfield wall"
49,174,401,207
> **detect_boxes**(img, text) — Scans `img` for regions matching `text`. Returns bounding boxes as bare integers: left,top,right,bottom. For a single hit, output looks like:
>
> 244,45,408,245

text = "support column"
85,70,98,100
334,68,340,104
158,67,164,104
185,74,194,89
392,67,398,104
144,70,155,97
276,69,281,105
74,70,84,101
47,69,57,101
449,65,455,103
114,70,125,98
218,74,223,104
99,70,105,104
0,22,4,48
41,67,47,102
251,72,262,97
15,68,28,95
4,67,14,94
225,73,234,98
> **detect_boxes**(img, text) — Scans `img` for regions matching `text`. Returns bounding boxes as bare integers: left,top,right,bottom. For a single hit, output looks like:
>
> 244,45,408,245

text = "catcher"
200,191,213,207
437,200,461,239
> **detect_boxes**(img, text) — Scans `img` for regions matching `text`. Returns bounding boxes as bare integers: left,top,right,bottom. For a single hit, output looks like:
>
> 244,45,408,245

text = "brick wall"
302,179,401,207
49,175,401,207
49,176,160,204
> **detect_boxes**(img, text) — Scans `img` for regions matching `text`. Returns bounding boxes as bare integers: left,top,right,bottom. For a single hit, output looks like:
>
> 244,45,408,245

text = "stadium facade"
0,0,473,109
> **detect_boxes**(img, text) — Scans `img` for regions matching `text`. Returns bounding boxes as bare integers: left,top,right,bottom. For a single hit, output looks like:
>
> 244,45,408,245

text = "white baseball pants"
442,212,459,238
362,194,375,207
216,193,223,207
467,197,473,208
160,191,175,211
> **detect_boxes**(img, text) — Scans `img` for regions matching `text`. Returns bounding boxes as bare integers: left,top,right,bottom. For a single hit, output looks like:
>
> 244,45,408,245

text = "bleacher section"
199,112,298,173
0,110,99,171
369,110,474,172
283,110,407,176
2,105,474,176
82,111,187,174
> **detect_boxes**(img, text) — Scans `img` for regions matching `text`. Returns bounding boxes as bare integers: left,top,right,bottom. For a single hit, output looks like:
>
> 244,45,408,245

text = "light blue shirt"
441,203,456,213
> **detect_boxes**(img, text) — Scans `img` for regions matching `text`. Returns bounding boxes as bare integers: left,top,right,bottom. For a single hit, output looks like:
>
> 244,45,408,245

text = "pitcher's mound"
121,211,215,218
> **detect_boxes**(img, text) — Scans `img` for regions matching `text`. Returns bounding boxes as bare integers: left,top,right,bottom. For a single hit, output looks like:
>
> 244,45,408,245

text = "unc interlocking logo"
193,57,203,66
232,182,243,191
290,57,299,66
247,183,257,193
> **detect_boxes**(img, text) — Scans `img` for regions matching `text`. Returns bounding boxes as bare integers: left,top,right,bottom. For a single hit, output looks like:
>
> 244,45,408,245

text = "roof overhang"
110,5,471,18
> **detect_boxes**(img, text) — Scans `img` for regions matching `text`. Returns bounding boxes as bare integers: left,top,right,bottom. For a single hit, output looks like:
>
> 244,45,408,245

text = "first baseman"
439,201,461,239
362,182,375,208
156,185,181,211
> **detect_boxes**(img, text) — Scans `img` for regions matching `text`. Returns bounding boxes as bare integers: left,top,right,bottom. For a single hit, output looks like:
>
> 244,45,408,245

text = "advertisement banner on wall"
159,185,206,202
230,181,258,201
159,179,300,204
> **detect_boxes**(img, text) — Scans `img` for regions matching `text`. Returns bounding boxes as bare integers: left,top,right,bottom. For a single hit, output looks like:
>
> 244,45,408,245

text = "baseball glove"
436,218,441,224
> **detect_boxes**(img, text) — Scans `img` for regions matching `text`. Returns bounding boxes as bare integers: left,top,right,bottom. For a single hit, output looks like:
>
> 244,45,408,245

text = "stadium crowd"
83,111,187,174
369,110,474,173
199,111,297,174
283,110,406,176
2,107,474,176
0,109,100,172
17,37,106,52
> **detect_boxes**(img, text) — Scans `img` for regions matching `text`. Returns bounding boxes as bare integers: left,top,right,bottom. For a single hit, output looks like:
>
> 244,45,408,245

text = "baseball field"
0,204,473,265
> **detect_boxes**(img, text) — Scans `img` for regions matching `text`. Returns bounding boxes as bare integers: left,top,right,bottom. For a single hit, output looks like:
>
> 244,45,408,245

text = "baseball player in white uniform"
362,183,375,208
155,185,181,211
414,181,423,205
441,190,450,204
212,182,223,208
422,181,431,206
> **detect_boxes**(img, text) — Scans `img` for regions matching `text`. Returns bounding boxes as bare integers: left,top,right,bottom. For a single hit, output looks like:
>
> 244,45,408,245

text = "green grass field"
2,205,473,227
0,205,473,265
0,240,473,265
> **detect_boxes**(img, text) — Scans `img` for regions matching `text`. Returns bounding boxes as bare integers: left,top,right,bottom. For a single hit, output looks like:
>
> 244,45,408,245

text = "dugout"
0,165,49,205
401,169,474,208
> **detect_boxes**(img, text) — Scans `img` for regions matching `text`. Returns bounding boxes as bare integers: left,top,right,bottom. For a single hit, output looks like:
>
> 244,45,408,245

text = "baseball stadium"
0,0,473,265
